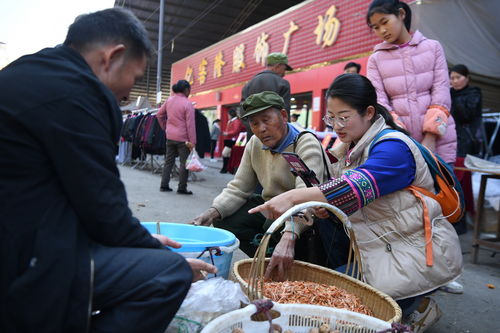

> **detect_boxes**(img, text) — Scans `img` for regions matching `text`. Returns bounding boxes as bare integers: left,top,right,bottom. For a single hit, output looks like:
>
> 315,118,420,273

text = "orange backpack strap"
408,186,434,267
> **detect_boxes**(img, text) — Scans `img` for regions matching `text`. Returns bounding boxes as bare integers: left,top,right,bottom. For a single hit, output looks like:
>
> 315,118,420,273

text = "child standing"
366,0,457,163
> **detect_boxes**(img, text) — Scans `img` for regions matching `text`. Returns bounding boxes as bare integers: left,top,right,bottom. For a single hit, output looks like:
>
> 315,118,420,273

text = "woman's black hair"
450,64,470,78
366,0,412,31
326,74,409,135
172,79,191,93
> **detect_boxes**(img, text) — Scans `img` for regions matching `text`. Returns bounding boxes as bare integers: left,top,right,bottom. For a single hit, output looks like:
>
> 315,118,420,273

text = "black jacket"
241,69,291,113
195,109,211,157
0,46,162,332
450,85,483,156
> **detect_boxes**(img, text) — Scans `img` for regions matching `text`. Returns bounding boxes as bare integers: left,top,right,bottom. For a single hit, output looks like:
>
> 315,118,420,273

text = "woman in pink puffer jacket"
366,0,457,163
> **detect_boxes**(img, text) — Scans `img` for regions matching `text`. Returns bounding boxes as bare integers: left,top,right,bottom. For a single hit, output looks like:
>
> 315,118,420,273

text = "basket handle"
264,201,351,235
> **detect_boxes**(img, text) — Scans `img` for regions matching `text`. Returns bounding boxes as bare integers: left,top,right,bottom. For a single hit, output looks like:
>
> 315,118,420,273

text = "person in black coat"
0,8,215,333
450,64,483,157
194,109,211,158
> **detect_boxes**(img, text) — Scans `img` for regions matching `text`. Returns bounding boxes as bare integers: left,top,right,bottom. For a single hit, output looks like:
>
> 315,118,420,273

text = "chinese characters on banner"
254,32,269,66
185,5,341,86
184,66,194,85
213,51,225,78
232,44,245,73
198,58,208,85
314,5,341,48
282,21,300,55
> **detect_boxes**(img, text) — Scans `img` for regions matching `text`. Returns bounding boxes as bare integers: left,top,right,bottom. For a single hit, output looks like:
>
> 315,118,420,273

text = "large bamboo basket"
234,201,402,323
233,259,402,323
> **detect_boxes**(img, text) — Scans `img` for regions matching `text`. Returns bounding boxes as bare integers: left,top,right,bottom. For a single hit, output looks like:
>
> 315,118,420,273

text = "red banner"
171,0,379,94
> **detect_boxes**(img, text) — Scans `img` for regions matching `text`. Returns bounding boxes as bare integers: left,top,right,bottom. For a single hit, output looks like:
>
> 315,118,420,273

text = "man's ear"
102,44,127,71
280,108,288,122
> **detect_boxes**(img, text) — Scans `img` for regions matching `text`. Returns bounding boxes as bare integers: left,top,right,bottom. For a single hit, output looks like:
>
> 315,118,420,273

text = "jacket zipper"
86,257,95,333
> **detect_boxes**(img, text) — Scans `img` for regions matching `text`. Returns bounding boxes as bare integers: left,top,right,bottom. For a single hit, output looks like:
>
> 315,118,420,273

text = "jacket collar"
374,30,426,51
330,116,388,163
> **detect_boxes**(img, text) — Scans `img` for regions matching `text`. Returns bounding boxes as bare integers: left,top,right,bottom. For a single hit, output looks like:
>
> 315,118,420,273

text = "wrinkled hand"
421,133,437,153
190,208,221,226
152,234,182,248
313,207,329,219
265,232,296,281
185,141,195,150
186,258,218,282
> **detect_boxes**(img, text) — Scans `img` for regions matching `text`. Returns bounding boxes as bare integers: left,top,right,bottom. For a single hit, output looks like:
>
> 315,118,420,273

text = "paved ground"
119,159,500,333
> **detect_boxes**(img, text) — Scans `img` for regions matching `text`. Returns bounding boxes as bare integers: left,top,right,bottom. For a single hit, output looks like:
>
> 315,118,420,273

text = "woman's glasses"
322,114,350,127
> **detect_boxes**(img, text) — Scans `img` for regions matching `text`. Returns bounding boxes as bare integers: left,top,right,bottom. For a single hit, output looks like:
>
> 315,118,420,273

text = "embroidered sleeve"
319,176,359,216
319,139,415,215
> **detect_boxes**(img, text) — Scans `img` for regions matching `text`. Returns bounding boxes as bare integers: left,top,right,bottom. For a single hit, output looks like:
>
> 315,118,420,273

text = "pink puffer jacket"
367,30,457,163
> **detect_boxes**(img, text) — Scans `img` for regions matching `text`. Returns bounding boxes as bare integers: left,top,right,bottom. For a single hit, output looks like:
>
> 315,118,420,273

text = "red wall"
171,0,378,95
171,0,380,133
192,56,369,130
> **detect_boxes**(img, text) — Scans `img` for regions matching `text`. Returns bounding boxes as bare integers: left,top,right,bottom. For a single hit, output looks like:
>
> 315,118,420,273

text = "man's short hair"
63,8,153,59
344,62,361,73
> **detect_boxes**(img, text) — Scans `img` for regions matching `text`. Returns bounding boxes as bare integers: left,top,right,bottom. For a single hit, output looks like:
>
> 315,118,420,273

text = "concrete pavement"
119,160,500,333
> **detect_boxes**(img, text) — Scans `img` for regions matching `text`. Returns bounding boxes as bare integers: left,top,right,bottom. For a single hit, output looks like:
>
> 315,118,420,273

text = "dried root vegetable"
262,281,373,316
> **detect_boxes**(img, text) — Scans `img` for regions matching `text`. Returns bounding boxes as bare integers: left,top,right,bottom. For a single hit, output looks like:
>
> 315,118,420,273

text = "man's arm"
26,98,161,248
294,133,328,185
280,133,328,236
211,139,259,219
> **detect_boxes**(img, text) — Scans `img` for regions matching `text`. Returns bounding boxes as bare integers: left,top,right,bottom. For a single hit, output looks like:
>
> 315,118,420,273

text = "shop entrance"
290,92,312,129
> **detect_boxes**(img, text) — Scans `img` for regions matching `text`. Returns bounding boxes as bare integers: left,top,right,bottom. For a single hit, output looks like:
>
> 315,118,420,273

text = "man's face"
270,64,287,77
248,108,288,148
103,54,147,102
344,66,359,74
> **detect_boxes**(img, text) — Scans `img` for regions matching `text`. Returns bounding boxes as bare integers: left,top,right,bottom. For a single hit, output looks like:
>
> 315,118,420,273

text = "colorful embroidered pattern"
344,169,380,207
319,177,358,215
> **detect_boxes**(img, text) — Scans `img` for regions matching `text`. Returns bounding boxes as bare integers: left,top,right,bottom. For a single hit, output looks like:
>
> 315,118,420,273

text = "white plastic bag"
165,277,249,333
186,151,206,172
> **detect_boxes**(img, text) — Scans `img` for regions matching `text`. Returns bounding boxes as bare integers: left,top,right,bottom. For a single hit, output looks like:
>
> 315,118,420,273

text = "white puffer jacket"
329,116,463,300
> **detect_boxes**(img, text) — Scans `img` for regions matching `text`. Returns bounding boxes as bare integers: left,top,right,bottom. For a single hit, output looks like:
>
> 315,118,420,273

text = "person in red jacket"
220,109,246,173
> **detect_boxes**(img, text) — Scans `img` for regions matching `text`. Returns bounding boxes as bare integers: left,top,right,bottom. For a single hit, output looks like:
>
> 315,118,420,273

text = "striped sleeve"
319,169,379,216
319,139,415,215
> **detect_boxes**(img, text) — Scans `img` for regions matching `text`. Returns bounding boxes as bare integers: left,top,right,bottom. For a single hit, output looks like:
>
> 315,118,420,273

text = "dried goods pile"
262,281,373,316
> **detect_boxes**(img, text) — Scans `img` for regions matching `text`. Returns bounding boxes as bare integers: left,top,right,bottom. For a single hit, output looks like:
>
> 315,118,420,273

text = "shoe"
439,280,463,294
160,186,172,192
220,170,227,174
210,158,216,162
177,189,193,195
405,297,442,333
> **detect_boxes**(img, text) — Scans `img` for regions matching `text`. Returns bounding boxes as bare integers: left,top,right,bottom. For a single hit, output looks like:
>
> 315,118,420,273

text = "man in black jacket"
0,8,215,333
242,52,293,117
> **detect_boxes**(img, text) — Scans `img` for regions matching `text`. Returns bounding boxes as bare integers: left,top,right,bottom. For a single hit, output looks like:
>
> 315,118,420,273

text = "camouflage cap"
266,52,293,70
240,91,285,118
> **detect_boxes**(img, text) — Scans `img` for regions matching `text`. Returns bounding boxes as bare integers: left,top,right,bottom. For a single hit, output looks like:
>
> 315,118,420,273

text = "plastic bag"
186,151,206,172
165,277,249,333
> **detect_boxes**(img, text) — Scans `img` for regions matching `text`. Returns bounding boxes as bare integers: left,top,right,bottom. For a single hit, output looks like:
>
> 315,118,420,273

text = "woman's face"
450,71,469,90
326,97,374,143
369,10,406,44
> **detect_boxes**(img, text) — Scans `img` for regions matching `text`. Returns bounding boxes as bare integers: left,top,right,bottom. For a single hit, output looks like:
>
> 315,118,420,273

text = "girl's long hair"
326,74,409,135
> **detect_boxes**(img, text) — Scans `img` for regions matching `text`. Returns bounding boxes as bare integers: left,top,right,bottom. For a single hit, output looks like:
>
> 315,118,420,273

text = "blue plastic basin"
141,222,238,279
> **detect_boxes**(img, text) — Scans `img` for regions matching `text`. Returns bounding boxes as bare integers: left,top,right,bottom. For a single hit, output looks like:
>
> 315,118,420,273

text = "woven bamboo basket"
233,201,402,323
233,258,401,323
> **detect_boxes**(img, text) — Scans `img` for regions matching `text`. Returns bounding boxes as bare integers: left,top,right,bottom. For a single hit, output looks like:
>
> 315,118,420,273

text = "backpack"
370,129,465,223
